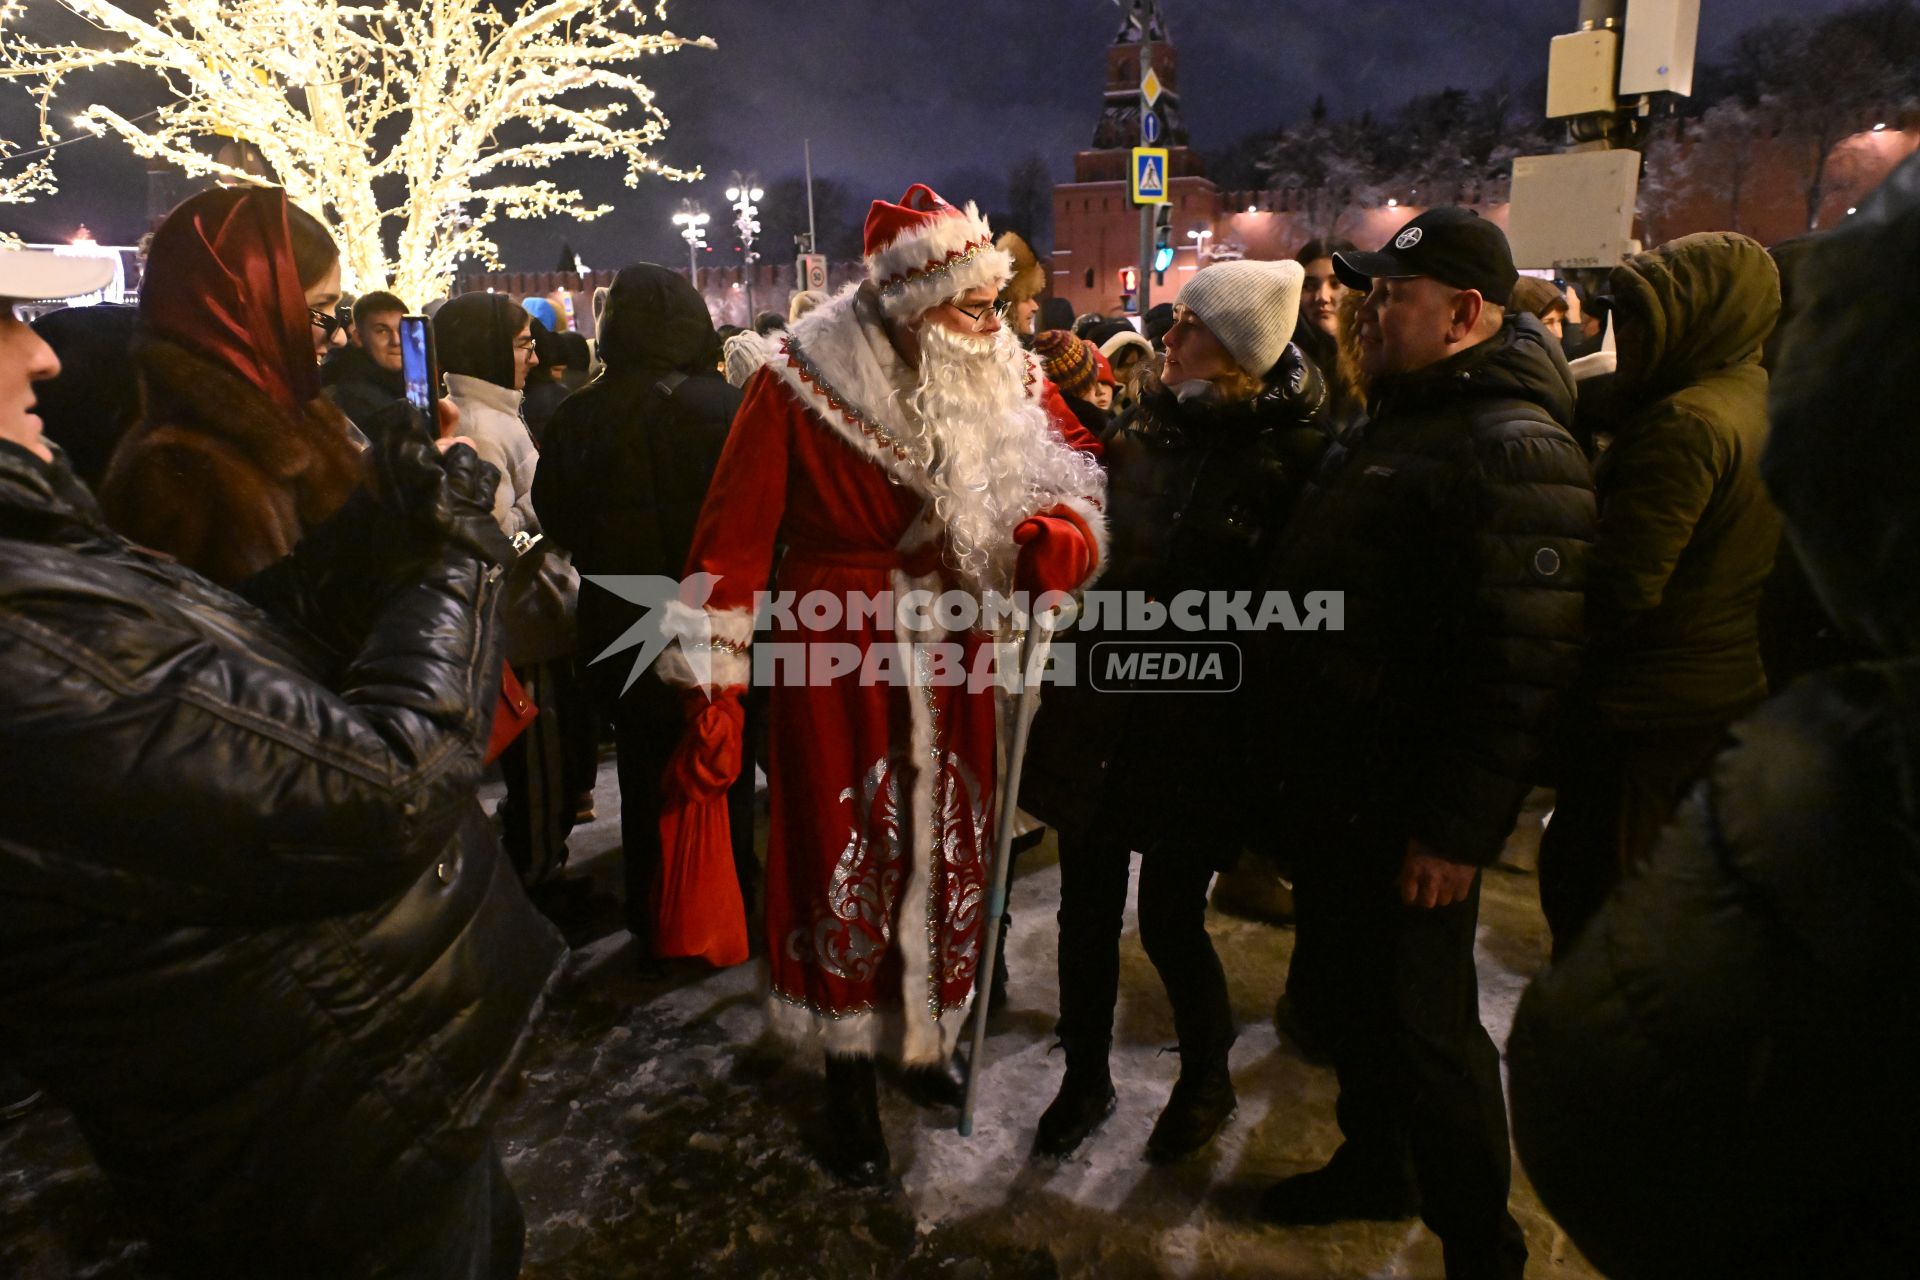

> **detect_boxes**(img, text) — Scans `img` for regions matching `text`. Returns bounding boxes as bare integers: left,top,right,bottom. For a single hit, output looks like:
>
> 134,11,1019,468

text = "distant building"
1051,2,1919,319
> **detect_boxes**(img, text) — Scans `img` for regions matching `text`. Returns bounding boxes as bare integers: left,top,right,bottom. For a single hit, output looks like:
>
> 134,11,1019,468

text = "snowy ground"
1,758,1600,1279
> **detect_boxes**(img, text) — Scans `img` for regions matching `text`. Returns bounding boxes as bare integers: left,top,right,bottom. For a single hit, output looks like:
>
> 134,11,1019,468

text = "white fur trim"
1052,492,1112,591
879,245,1015,326
770,286,932,496
652,602,754,691
892,564,959,1066
867,202,1010,325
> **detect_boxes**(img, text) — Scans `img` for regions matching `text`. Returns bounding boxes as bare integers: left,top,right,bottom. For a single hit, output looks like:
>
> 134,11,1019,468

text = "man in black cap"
1253,208,1596,1280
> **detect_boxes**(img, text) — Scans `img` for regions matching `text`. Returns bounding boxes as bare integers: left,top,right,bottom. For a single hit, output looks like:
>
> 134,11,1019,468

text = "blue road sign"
1141,110,1162,145
1131,147,1170,205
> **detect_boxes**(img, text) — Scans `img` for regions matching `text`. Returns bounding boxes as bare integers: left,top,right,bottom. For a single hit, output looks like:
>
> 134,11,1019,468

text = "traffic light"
1118,265,1139,312
1153,205,1175,284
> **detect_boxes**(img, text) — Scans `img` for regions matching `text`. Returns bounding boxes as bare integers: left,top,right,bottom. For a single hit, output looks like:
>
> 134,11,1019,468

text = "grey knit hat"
1176,259,1305,379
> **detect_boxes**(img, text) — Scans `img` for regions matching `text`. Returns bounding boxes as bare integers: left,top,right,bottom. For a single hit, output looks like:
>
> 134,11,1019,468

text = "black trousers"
591,669,759,943
1292,837,1525,1276
1054,830,1233,1056
1537,719,1729,958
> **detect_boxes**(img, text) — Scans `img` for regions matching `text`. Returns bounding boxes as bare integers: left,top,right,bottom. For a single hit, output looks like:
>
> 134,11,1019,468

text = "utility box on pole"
1508,150,1642,270
1619,0,1700,98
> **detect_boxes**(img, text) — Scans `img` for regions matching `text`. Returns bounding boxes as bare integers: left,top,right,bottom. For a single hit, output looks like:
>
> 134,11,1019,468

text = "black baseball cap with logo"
1333,207,1520,307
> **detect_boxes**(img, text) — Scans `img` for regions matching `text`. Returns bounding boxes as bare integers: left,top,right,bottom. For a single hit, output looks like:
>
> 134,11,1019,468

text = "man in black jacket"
532,263,752,945
1255,210,1595,1280
323,289,410,434
0,246,563,1279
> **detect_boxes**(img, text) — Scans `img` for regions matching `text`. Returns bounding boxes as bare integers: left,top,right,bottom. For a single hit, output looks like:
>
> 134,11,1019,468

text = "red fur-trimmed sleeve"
655,366,794,691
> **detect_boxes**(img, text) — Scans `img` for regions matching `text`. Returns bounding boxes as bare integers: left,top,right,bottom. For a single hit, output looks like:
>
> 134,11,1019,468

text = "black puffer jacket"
1257,314,1596,865
0,441,564,1276
1022,346,1333,855
533,263,738,660
321,342,408,438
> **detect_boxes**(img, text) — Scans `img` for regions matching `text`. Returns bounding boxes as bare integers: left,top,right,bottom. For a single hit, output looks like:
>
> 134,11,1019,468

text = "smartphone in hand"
399,315,441,430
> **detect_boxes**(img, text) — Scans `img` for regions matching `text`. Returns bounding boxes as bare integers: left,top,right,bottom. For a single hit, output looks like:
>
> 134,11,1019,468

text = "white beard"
898,321,1104,598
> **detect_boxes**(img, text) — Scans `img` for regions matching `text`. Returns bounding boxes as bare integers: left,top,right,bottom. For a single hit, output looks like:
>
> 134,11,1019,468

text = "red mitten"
1014,506,1098,596
664,687,746,804
655,686,749,967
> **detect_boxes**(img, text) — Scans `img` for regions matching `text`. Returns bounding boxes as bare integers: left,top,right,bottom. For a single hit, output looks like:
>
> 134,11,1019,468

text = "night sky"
0,0,1847,274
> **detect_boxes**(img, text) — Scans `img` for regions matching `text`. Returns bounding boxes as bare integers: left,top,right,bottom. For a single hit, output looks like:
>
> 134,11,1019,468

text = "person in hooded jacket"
436,294,581,890
531,263,754,945
436,294,542,537
0,243,564,1279
1507,150,1920,1280
1253,210,1594,1280
98,187,364,587
1535,233,1784,956
1022,260,1334,1164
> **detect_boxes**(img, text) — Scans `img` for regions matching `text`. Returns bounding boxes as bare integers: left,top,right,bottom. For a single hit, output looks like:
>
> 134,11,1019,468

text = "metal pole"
688,236,697,283
959,622,1056,1138
804,138,818,254
1137,29,1154,316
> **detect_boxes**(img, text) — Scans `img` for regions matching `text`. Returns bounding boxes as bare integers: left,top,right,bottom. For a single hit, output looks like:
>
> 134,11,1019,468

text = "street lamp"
1186,226,1213,264
726,172,764,318
672,199,710,281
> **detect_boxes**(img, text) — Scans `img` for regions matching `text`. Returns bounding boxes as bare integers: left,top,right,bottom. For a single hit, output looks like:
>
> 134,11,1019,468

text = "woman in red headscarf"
99,187,364,585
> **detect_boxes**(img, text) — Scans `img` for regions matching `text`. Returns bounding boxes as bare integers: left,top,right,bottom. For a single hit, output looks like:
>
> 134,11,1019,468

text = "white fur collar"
760,284,1048,501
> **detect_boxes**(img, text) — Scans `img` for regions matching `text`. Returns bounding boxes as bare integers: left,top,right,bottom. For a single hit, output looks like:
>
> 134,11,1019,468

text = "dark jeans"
1538,720,1730,957
497,660,574,887
1055,831,1233,1056
1293,837,1525,1277
591,669,759,943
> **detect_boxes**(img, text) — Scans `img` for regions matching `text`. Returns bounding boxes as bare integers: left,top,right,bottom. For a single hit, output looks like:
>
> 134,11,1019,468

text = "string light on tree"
0,0,714,303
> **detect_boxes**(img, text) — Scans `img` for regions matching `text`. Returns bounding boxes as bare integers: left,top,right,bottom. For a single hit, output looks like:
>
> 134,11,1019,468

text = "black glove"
360,401,513,569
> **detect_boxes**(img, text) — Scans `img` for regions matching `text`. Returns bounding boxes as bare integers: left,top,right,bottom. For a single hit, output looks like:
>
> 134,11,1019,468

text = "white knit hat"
1176,260,1305,379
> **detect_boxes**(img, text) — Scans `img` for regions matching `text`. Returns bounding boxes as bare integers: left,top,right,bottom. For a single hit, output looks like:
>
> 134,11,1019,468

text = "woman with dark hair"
435,292,581,889
435,293,541,535
98,188,363,585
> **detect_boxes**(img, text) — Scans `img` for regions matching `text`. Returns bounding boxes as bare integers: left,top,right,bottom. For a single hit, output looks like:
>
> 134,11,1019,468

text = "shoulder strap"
654,371,689,400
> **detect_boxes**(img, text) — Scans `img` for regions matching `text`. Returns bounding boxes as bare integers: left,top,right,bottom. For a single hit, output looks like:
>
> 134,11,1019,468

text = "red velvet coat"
658,287,1104,1064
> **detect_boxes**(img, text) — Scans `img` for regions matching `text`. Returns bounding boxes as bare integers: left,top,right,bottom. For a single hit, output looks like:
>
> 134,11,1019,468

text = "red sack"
484,663,537,766
654,690,749,967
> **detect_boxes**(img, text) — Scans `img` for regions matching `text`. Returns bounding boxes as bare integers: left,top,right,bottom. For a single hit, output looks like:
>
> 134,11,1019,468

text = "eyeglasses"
948,298,1009,330
512,337,538,354
309,308,345,340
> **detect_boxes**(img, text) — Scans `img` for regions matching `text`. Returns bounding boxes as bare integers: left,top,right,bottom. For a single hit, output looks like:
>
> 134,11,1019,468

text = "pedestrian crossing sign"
1132,147,1170,205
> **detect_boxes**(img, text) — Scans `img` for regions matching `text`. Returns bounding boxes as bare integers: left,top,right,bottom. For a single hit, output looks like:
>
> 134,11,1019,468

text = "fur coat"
100,339,364,587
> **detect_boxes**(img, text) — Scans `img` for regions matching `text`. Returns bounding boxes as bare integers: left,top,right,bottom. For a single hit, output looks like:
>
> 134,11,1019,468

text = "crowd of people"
0,145,1914,1279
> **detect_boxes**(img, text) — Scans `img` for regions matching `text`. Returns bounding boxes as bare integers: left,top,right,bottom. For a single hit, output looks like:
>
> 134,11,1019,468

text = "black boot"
898,1053,968,1110
988,912,1012,1013
1032,1038,1116,1159
1144,1046,1236,1163
819,1055,889,1186
1258,1143,1420,1225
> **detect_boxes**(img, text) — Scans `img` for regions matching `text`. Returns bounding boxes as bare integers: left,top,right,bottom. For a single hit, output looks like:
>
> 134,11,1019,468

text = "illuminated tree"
0,0,712,301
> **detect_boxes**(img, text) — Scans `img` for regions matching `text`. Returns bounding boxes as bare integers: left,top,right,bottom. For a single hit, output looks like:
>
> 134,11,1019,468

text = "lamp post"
1186,226,1213,265
672,199,709,282
726,172,764,319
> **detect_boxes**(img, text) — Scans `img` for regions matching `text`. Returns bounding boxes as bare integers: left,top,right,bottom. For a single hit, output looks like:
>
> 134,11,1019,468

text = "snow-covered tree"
0,0,711,301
